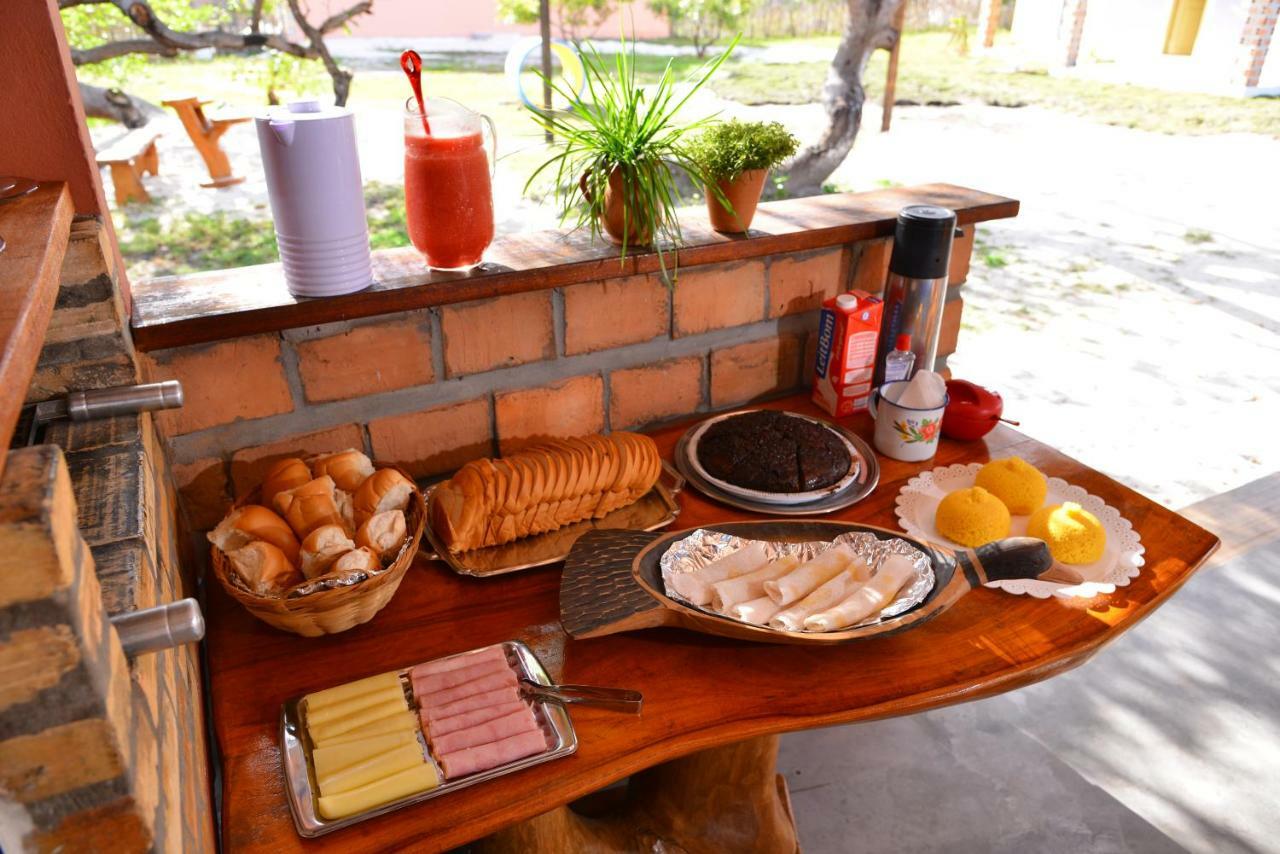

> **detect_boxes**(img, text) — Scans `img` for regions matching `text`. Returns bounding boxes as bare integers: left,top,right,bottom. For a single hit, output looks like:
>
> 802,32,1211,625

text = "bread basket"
211,464,426,637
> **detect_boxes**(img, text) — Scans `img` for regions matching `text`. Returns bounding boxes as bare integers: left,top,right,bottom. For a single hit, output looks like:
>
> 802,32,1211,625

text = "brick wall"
1238,0,1279,88
1,219,215,853
144,230,979,529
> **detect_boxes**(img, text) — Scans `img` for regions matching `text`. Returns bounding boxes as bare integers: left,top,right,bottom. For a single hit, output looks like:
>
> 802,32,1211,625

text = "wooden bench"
161,95,250,188
95,126,162,206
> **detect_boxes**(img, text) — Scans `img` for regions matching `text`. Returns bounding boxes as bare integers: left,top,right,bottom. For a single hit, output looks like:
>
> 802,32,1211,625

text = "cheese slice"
308,694,410,745
317,742,427,797
313,711,418,747
312,730,419,780
306,685,405,727
304,671,402,711
316,761,439,819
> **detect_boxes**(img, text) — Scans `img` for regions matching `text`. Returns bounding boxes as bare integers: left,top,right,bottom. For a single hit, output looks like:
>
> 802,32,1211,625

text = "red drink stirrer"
400,50,431,136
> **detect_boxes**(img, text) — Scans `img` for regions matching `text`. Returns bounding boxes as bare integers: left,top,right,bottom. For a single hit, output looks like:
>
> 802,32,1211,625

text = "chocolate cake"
696,411,851,493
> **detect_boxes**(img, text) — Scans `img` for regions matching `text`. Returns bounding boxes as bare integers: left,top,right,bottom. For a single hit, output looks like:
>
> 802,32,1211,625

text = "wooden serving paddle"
560,521,1079,645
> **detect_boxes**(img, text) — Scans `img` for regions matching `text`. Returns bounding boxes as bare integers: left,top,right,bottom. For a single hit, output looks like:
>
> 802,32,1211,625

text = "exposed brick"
768,248,845,317
441,291,554,377
672,260,766,338
171,457,230,532
228,423,364,499
949,225,976,285
368,398,493,479
159,710,181,854
30,796,151,854
562,274,669,355
495,375,605,453
609,357,703,429
294,315,433,403
851,237,892,294
0,446,81,608
936,296,964,361
710,335,804,408
142,336,293,436
0,719,125,802
0,626,80,713
130,700,159,824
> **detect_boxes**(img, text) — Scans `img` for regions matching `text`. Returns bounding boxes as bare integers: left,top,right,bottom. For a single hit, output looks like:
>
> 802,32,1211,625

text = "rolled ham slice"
413,658,511,695
729,595,783,624
768,559,872,631
421,686,522,723
711,556,801,612
764,545,855,607
429,706,540,755
424,700,530,738
438,728,548,779
413,669,517,707
669,541,769,606
803,554,918,631
409,646,508,680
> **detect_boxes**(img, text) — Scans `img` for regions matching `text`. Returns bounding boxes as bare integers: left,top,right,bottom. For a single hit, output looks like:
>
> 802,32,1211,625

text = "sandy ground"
97,85,1280,511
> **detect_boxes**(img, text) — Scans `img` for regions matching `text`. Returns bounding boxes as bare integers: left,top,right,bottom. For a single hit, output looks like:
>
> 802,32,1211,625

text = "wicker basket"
210,464,426,637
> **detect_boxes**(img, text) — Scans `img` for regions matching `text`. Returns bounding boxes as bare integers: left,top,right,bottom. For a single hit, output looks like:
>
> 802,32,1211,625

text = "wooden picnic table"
206,394,1219,852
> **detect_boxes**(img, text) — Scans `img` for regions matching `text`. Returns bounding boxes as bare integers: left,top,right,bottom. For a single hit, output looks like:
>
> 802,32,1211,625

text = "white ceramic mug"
868,380,949,462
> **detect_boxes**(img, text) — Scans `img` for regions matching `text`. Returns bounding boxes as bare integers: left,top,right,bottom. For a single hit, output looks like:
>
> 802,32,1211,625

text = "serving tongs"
520,679,642,714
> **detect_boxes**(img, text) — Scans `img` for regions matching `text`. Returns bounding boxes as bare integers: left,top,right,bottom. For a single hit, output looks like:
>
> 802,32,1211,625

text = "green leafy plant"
526,33,738,281
648,0,754,57
686,119,798,181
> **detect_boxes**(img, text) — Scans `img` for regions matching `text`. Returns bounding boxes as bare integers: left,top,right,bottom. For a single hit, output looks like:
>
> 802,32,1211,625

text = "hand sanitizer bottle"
884,334,916,383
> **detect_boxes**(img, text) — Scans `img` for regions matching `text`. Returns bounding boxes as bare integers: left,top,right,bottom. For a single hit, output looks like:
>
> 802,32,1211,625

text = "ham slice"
413,658,511,695
413,669,517,707
421,686,522,723
438,728,548,779
409,646,507,680
429,706,539,755
422,700,529,738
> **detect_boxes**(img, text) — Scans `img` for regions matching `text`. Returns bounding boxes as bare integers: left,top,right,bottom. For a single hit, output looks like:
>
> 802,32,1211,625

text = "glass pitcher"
403,97,496,271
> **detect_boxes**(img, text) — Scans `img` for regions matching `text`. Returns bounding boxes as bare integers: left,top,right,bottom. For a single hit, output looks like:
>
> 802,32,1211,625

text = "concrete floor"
778,474,1280,854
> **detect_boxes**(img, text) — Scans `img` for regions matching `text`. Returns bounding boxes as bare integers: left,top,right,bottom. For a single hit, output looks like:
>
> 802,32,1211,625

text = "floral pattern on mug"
893,417,940,444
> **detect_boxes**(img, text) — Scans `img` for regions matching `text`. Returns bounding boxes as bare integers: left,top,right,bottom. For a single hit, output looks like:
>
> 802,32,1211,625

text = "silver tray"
673,412,879,516
281,641,578,838
421,462,685,577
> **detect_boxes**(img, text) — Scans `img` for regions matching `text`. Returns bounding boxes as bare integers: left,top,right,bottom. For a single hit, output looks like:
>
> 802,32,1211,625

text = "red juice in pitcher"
403,98,495,270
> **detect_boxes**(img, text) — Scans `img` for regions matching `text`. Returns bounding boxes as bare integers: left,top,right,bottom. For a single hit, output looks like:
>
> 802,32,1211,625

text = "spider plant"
525,33,739,283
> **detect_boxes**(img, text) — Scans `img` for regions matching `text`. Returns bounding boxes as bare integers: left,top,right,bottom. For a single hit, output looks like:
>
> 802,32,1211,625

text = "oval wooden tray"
560,520,1082,645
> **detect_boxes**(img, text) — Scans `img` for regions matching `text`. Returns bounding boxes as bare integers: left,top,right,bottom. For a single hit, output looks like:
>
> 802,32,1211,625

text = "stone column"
1237,0,1278,90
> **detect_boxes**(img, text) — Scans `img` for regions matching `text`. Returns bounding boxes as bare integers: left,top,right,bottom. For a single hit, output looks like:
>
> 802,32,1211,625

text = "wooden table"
206,396,1219,852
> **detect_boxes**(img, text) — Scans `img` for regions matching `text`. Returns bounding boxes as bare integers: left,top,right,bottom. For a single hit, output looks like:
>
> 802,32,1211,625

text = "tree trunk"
780,0,902,197
78,82,163,128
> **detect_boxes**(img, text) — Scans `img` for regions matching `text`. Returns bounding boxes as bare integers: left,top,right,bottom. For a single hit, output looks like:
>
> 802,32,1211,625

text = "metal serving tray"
421,462,685,577
281,641,578,838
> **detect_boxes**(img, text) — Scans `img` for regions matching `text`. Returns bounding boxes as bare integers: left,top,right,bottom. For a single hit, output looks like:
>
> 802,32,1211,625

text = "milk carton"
812,291,883,417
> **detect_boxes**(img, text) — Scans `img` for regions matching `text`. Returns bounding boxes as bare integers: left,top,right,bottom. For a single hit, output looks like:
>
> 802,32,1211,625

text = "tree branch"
282,0,362,105
71,38,177,64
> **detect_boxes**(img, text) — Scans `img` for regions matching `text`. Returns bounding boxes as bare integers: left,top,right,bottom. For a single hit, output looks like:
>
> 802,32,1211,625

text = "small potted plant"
688,119,799,233
527,34,737,280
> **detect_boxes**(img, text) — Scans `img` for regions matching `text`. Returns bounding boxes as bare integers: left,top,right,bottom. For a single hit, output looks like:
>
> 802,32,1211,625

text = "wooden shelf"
0,183,72,475
129,183,1018,352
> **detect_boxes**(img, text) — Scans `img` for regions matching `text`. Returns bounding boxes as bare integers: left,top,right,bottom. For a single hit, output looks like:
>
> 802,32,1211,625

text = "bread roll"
208,505,301,566
331,547,380,575
356,510,407,561
353,469,415,527
275,476,347,539
228,541,303,595
433,432,661,553
261,457,312,508
311,449,376,492
300,525,356,579
335,489,356,532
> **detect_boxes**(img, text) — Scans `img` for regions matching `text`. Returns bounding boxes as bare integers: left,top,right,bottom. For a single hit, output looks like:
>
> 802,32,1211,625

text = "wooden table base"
474,735,800,854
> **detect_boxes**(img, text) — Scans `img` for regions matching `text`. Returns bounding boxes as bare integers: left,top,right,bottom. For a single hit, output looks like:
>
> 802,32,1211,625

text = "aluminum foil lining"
660,529,934,631
286,564,389,598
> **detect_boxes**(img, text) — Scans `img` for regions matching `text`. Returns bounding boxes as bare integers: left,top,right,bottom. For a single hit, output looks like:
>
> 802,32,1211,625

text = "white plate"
894,462,1145,598
686,411,861,505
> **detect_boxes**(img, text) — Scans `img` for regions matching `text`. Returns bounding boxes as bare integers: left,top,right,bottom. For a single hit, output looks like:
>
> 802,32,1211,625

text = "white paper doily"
894,462,1145,598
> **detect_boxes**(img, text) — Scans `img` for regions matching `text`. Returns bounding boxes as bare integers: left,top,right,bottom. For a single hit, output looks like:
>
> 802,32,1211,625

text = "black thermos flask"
872,205,958,388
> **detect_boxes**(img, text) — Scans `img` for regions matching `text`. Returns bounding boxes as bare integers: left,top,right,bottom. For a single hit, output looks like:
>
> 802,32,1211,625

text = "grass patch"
982,249,1010,268
1183,228,1214,244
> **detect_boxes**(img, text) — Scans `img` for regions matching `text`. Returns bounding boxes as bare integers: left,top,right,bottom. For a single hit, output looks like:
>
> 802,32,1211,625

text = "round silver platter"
673,411,880,516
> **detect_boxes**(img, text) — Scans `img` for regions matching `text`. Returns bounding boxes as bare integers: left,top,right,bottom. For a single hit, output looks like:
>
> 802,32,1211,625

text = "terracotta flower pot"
580,166,653,246
706,168,769,233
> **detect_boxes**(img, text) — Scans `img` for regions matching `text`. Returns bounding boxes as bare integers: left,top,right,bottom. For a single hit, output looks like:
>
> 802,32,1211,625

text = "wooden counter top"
0,183,71,475
206,396,1217,852
129,184,1017,351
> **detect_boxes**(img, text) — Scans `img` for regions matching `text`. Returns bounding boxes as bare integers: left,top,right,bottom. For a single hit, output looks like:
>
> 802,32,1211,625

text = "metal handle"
109,598,205,656
68,380,184,421
520,680,642,714
660,459,685,497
